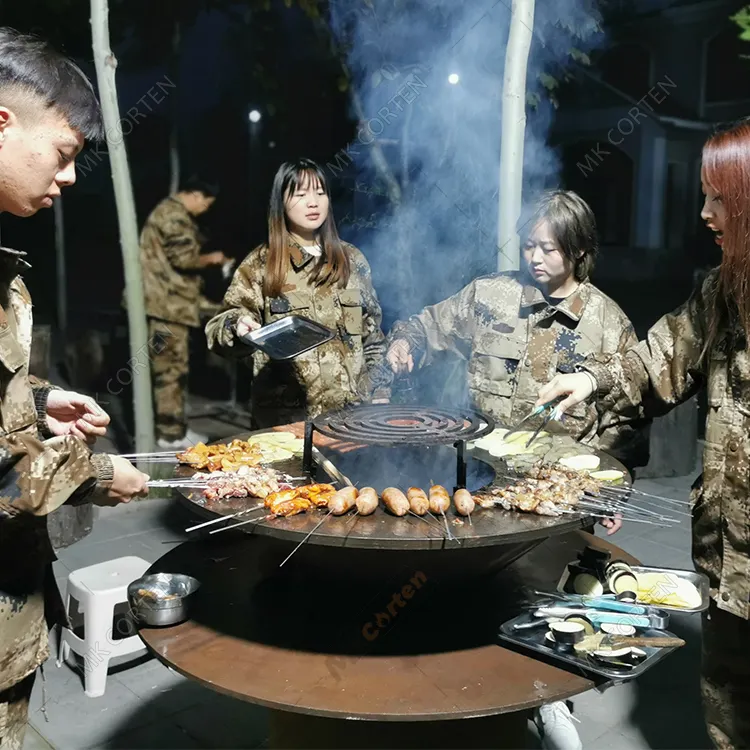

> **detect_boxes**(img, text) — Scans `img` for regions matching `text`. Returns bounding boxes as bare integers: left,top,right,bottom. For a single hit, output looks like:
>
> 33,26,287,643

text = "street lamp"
248,109,262,123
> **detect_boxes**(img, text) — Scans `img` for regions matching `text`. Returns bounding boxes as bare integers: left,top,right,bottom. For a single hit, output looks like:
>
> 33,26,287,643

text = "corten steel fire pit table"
175,406,631,581
157,407,637,747
138,531,640,749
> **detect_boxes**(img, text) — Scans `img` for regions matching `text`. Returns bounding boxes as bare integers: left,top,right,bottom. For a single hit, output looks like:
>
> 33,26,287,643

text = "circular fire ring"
311,404,494,446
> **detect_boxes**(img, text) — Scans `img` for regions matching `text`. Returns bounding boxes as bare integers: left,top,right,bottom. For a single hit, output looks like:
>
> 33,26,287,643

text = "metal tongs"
504,398,565,448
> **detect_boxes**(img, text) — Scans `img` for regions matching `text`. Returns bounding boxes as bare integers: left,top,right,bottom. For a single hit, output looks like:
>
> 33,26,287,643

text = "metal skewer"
408,510,444,536
555,508,673,527
184,504,264,532
210,512,275,534
278,509,335,568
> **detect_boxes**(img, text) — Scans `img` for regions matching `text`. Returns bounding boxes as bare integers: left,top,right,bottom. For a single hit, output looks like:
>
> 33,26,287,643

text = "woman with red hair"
537,118,750,748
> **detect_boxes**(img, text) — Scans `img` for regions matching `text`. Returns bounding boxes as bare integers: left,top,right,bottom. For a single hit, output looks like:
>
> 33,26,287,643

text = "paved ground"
22,406,709,750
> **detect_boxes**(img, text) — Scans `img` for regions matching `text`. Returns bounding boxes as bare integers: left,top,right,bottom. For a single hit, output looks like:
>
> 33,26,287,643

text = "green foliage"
731,6,750,41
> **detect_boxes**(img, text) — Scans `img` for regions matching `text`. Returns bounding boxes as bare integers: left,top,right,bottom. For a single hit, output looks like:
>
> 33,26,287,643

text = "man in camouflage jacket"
0,29,149,748
206,241,390,427
138,177,227,447
388,272,650,471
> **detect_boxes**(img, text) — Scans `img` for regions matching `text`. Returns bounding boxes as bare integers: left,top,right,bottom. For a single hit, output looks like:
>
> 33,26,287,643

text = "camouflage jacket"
0,248,112,692
390,273,650,469
139,196,204,327
205,242,389,426
584,269,750,619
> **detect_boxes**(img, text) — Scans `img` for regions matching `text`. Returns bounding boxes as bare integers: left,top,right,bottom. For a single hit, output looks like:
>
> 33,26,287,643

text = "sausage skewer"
329,486,358,516
355,487,379,516
407,487,430,515
453,488,475,526
382,487,410,516
429,484,459,542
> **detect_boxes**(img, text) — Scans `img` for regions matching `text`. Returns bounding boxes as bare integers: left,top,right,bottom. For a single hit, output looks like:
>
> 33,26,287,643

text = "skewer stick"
556,508,673,527
210,512,275,534
408,510,444,535
278,509,335,568
121,451,178,458
184,504,264,532
579,497,678,523
425,511,451,540
440,511,460,543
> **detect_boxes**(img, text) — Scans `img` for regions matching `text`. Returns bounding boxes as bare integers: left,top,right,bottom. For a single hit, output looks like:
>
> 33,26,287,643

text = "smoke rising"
326,0,605,327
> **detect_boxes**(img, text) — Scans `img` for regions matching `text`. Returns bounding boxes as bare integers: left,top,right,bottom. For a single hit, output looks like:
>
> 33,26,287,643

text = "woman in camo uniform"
206,159,389,427
539,119,750,750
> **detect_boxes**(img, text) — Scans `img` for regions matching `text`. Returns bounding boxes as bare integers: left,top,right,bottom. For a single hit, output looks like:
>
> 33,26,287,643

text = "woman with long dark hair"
537,119,750,748
206,158,389,427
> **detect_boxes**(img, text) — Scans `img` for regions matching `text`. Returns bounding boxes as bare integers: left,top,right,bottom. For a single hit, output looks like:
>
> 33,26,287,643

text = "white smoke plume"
326,0,606,327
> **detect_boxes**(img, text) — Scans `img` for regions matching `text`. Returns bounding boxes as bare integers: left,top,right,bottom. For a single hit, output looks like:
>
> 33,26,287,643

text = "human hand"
203,251,228,267
386,339,413,374
236,315,261,339
93,455,149,507
536,373,595,415
599,513,622,536
46,390,109,444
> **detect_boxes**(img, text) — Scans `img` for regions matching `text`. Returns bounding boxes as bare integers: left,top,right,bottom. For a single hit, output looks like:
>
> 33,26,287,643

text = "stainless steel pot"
128,573,200,627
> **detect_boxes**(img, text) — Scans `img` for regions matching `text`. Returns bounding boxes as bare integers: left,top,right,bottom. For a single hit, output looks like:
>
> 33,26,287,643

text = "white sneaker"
534,701,582,750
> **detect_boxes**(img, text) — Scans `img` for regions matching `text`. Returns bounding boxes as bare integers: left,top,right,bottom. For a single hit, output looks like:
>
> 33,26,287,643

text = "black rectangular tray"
240,316,334,360
498,612,679,681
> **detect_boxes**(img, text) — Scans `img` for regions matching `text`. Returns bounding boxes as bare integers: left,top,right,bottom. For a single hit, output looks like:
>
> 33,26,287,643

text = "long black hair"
264,158,349,298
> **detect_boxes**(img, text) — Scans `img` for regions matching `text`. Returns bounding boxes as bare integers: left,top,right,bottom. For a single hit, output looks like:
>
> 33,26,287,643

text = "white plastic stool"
57,556,150,697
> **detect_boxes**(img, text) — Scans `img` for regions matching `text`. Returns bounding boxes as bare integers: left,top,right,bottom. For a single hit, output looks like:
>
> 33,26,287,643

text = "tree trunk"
349,85,401,205
168,19,181,195
498,0,535,272
90,0,154,455
53,197,67,337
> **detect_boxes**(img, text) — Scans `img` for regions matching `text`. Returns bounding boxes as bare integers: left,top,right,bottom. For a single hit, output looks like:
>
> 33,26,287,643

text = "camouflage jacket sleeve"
350,247,390,400
0,433,99,518
585,275,710,413
389,282,477,368
28,375,61,439
592,323,652,469
161,214,203,272
205,251,264,355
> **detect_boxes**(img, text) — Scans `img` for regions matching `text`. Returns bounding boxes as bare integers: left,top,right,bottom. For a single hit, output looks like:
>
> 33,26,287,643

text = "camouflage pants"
149,319,189,441
0,673,35,750
702,601,750,749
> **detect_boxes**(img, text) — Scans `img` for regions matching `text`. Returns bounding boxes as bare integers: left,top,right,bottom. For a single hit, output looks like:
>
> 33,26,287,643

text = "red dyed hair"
702,119,750,356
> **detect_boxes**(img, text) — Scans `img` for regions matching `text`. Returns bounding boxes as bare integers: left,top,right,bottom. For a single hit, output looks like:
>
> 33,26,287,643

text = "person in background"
387,190,650,498
139,176,230,450
206,158,389,427
537,119,750,750
0,28,149,749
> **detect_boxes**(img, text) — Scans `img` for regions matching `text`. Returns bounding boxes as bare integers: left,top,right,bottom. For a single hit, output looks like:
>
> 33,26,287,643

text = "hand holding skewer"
93,455,149,506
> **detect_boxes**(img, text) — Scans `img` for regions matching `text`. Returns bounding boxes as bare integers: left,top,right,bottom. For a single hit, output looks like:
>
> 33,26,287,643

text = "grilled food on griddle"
264,484,337,517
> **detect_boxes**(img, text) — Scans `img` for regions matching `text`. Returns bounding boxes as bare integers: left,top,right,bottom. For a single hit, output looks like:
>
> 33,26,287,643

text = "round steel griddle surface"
176,423,630,551
311,404,494,446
